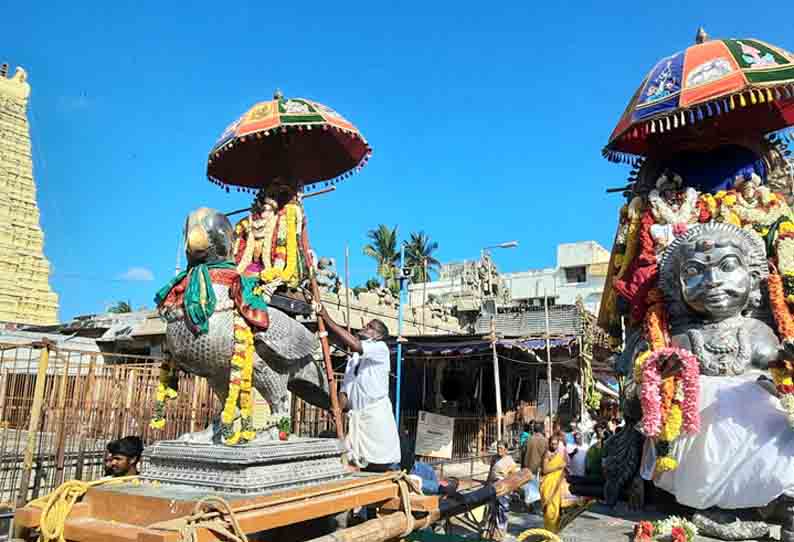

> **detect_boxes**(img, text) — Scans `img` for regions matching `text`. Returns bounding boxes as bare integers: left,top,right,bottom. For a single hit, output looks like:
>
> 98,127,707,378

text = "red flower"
633,520,655,541
671,525,687,542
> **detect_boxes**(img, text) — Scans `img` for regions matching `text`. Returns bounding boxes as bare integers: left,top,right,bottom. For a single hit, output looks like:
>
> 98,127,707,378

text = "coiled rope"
516,527,562,542
28,476,138,542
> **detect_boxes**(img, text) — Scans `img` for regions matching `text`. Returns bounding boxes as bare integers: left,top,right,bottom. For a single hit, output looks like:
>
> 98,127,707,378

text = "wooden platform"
14,473,403,542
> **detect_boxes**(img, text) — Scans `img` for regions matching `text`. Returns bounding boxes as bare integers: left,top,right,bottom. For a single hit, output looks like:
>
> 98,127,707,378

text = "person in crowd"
103,445,114,477
519,423,531,447
488,440,519,541
567,432,589,477
540,434,589,532
318,308,401,472
106,436,143,477
521,421,546,513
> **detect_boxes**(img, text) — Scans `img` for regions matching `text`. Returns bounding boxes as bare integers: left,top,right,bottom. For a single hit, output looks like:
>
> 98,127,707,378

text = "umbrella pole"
301,222,345,442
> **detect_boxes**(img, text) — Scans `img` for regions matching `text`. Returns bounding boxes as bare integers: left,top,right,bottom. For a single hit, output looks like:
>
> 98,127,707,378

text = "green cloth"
154,261,237,335
585,444,604,480
239,275,269,312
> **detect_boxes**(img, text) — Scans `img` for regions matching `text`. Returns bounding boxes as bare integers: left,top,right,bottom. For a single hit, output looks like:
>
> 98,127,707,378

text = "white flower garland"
649,187,698,225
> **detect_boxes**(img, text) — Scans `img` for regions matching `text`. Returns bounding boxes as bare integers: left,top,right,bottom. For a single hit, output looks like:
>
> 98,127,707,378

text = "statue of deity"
717,172,792,234
647,172,699,254
233,181,308,291
628,223,794,540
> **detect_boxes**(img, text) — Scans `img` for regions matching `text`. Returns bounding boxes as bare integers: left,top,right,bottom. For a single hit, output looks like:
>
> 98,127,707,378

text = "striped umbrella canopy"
605,29,794,162
207,91,372,191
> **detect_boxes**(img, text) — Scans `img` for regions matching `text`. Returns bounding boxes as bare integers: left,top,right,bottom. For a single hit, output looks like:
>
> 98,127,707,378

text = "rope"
27,476,138,542
396,476,415,538
516,527,562,542
178,496,248,542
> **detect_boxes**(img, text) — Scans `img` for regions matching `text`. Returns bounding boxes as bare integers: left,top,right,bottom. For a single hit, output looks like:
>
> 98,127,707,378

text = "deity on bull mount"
233,180,309,295
716,172,792,234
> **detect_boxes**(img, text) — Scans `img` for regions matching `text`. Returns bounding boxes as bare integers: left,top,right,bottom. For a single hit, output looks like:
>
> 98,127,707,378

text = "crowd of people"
482,419,620,540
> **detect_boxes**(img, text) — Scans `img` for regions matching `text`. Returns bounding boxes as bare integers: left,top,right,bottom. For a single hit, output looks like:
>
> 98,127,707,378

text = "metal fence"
0,341,217,507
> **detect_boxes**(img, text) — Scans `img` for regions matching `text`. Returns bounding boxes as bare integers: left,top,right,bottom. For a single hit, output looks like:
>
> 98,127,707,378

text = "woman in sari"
488,440,518,541
541,434,586,532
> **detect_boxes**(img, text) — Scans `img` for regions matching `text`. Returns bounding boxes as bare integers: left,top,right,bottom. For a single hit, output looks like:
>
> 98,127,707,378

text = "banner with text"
415,411,454,459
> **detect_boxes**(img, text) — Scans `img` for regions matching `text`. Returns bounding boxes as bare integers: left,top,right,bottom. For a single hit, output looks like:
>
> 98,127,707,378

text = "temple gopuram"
0,64,58,325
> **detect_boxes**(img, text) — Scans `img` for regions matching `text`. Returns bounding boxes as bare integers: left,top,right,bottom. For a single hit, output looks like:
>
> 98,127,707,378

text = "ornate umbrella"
605,29,794,162
205,91,374,443
207,90,371,190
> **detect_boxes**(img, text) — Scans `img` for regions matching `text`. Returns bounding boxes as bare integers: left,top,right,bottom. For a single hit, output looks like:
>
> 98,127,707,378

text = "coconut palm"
363,224,399,288
405,231,440,283
108,300,132,314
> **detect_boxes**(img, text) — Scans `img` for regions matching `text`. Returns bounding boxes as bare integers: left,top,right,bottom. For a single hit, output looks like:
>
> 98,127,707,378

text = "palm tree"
363,224,399,288
108,300,132,314
405,231,440,283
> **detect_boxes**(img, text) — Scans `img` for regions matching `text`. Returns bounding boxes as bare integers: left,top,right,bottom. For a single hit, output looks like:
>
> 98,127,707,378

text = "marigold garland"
769,271,794,339
261,203,301,287
150,360,178,430
221,315,256,445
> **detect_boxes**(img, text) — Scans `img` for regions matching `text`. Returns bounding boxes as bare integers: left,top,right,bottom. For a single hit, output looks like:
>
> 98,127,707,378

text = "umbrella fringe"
608,82,794,160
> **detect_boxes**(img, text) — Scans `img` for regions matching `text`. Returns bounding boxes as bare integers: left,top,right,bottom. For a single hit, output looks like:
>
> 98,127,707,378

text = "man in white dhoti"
318,309,401,471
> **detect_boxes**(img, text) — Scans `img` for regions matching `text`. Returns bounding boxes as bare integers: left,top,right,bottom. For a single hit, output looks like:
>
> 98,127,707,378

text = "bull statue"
152,208,329,445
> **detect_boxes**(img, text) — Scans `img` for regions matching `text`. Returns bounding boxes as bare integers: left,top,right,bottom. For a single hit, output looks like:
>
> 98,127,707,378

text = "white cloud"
118,267,154,281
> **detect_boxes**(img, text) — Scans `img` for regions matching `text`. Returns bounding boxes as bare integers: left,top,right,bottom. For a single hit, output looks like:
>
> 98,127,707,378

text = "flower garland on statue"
774,221,794,302
150,359,179,430
220,314,256,445
765,270,794,428
648,187,698,226
634,517,698,542
635,289,700,475
261,203,302,287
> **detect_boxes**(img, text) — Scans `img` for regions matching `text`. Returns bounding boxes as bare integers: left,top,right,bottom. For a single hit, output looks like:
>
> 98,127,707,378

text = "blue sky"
5,2,794,320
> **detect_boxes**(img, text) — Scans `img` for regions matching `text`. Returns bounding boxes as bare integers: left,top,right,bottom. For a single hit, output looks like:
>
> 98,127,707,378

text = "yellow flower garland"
261,203,301,286
654,456,678,475
150,360,178,430
221,315,256,445
659,404,683,442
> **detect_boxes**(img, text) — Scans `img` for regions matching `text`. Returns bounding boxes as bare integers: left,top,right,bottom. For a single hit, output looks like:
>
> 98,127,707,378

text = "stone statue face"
679,240,752,321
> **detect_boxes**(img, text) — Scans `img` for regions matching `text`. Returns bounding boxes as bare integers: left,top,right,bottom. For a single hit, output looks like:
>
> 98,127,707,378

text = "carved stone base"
141,437,350,495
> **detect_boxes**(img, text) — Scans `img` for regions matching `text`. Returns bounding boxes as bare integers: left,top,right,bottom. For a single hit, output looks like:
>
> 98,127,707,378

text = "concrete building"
408,241,610,316
501,241,610,314
0,64,59,325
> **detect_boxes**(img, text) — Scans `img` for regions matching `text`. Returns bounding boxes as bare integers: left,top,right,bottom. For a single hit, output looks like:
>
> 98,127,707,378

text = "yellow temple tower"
0,64,59,325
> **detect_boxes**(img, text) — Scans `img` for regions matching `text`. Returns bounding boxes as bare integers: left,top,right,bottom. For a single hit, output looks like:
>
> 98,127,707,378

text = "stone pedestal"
141,437,350,496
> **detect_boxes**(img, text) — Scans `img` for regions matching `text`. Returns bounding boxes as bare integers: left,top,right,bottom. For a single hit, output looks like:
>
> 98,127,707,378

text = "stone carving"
0,65,58,324
315,256,340,293
607,222,794,540
658,222,777,373
141,438,350,495
158,208,329,445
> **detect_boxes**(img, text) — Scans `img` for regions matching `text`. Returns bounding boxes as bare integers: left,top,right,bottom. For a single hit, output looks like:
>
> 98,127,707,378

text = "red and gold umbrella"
207,91,372,190
605,29,794,162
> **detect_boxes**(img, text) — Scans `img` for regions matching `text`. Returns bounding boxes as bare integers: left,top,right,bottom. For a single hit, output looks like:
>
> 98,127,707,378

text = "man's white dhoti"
346,396,401,467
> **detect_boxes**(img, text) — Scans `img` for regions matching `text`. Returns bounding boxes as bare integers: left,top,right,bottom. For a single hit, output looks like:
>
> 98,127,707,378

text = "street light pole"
395,243,406,429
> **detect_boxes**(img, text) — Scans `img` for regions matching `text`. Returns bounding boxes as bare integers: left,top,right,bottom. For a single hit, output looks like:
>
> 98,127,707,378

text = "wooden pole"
17,341,51,507
345,244,352,333
302,224,345,441
53,352,71,487
490,316,503,442
544,293,554,423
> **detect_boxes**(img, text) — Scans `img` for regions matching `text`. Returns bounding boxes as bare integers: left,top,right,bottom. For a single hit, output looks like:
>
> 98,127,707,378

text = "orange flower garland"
767,271,794,427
